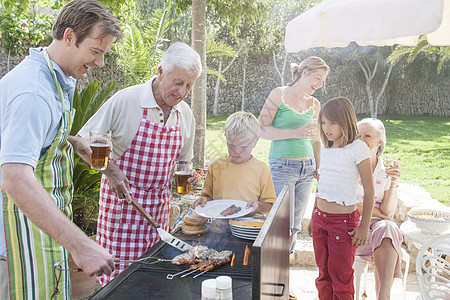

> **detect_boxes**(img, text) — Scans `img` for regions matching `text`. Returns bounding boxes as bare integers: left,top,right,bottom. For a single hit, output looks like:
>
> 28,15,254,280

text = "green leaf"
206,40,236,57
69,80,117,231
207,68,226,82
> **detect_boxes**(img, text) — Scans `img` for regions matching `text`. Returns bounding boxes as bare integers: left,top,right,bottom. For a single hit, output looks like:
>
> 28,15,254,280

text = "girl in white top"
308,97,374,300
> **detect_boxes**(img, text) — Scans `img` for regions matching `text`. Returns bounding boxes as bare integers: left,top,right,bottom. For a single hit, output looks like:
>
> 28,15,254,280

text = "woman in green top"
259,57,329,255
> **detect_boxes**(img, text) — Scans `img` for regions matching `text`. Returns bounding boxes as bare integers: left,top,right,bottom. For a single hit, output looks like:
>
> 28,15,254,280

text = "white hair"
159,42,202,77
357,118,387,157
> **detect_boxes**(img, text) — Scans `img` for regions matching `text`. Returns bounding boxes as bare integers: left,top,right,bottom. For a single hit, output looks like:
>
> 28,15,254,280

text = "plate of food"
195,199,253,219
229,216,265,229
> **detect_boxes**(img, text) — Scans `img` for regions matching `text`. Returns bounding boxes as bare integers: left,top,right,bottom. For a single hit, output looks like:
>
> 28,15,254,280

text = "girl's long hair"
319,97,358,148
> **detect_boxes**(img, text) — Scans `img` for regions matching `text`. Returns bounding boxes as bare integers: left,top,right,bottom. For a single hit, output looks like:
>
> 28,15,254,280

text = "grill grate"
137,232,254,279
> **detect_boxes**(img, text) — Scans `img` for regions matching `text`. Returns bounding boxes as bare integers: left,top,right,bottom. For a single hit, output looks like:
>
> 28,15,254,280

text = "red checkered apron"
96,108,181,285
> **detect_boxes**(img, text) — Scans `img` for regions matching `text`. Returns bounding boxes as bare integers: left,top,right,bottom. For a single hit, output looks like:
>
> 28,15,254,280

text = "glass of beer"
89,130,111,171
175,161,192,195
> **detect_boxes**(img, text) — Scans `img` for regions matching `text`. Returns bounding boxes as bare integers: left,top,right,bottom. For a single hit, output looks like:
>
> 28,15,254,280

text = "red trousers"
312,207,360,300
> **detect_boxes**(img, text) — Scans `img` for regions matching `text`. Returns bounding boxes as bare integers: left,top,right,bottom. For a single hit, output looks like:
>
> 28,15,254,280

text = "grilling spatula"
128,196,191,252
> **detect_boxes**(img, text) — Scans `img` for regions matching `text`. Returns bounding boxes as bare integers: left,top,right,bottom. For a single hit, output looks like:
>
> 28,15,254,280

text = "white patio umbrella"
285,0,450,52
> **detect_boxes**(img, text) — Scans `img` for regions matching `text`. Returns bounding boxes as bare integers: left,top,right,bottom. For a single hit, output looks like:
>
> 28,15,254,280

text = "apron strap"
42,48,66,111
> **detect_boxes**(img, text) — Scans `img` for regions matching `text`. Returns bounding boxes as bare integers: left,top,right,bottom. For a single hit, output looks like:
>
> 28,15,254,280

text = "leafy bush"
70,80,117,234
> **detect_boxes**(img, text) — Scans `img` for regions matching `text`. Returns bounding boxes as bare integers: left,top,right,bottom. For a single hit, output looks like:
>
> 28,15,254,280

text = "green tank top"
269,89,315,159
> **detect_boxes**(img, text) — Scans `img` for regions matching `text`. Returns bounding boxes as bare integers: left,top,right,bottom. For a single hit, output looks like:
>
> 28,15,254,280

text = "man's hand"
70,237,115,276
103,163,131,202
68,135,92,158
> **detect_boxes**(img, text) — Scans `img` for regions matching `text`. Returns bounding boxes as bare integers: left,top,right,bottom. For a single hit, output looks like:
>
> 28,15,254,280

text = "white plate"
231,230,259,240
229,225,261,233
230,228,260,238
195,199,252,219
230,226,260,235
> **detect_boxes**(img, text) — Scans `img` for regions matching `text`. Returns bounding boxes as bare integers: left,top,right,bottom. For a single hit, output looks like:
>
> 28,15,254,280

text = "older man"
75,42,202,285
0,0,123,299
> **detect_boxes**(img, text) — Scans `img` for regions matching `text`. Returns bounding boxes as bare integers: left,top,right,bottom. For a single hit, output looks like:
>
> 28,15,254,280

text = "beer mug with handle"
89,130,112,171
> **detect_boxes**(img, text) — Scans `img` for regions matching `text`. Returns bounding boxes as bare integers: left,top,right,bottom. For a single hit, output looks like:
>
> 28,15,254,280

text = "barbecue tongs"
128,196,191,252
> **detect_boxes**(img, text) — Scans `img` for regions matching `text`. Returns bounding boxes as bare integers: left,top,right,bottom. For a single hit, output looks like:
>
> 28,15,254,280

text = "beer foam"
90,143,109,147
175,170,192,175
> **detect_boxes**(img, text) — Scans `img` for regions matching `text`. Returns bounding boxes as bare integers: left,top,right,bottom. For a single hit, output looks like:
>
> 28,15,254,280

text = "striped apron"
2,48,74,300
97,108,181,285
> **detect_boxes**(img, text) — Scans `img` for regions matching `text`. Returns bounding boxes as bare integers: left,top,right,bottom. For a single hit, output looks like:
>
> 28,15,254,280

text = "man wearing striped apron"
74,42,202,285
0,1,123,299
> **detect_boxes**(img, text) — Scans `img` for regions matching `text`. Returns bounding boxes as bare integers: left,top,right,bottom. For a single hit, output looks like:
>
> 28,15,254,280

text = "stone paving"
289,265,420,300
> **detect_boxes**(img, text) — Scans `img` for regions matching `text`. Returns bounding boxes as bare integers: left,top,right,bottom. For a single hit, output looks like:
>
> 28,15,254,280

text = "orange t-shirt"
201,156,276,204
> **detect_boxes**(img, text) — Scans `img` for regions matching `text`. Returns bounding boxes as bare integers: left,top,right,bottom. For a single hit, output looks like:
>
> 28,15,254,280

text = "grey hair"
357,118,387,157
159,42,202,77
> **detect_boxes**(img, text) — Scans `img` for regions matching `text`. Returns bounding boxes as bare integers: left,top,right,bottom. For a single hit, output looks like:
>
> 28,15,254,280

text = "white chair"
354,247,410,300
416,234,450,300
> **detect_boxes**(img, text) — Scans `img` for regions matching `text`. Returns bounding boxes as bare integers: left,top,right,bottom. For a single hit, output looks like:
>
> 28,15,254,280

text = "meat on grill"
220,204,242,216
171,245,232,265
189,257,231,271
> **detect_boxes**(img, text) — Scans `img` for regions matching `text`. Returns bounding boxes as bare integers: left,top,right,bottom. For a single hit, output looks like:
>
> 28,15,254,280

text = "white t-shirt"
317,139,370,206
78,77,195,162
356,157,391,208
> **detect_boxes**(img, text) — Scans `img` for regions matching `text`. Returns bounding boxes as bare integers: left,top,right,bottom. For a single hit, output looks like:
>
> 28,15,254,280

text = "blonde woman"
259,57,329,252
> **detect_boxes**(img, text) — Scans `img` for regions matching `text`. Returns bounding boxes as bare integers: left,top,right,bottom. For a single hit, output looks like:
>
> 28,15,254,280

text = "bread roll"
184,212,207,226
181,224,207,235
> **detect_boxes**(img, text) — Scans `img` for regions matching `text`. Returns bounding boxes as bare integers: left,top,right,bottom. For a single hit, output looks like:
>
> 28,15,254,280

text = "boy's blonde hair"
224,111,260,141
319,97,358,148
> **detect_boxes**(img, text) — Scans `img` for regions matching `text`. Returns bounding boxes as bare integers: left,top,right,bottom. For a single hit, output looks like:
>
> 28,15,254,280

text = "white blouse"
78,77,195,162
317,139,371,206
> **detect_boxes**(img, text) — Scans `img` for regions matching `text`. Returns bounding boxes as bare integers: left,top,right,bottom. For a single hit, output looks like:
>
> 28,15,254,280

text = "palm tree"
388,36,449,74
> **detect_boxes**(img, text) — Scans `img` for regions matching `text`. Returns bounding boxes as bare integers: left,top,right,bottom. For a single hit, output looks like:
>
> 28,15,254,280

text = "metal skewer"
193,269,208,279
180,269,198,278
114,257,171,265
166,268,192,280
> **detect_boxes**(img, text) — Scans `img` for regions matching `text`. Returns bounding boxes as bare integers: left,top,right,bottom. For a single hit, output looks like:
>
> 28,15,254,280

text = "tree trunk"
213,47,242,116
241,57,247,111
7,49,11,72
374,63,394,118
358,59,376,118
191,0,207,169
273,50,289,86
213,57,223,116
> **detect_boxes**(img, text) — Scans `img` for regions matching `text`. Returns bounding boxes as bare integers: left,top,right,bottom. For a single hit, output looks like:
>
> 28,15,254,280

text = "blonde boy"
194,111,276,214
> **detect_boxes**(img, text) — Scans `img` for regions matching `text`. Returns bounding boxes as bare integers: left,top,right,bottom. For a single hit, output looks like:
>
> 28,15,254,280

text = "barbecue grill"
90,186,290,300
